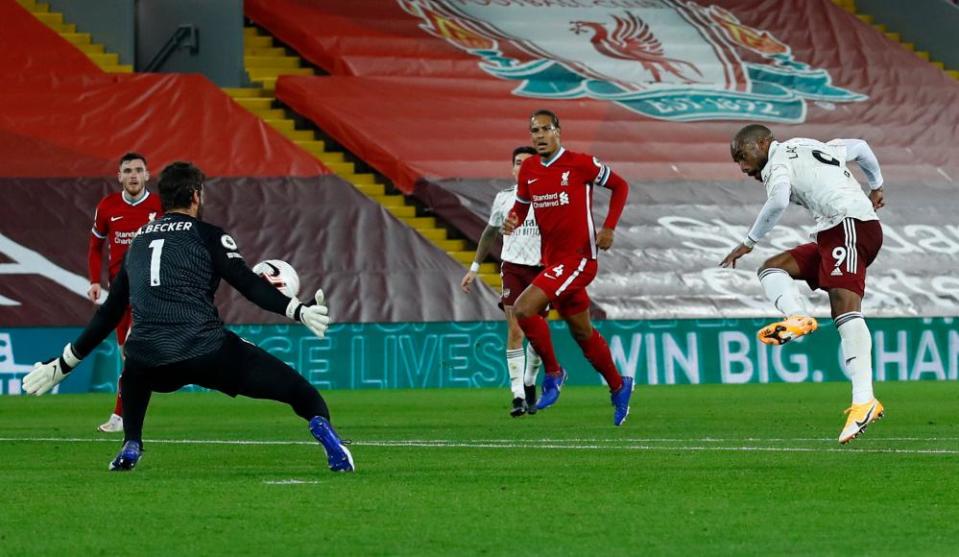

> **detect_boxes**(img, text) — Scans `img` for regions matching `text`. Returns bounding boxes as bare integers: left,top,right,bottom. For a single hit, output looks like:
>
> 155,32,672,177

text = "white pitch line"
0,437,312,445
355,441,959,456
0,437,957,456
263,479,322,485
362,437,959,444
3,436,958,444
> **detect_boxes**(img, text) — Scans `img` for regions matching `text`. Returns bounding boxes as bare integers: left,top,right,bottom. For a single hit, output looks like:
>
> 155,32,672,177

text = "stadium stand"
0,0,503,326
228,27,493,288
246,0,959,319
838,0,959,81
5,0,959,324
1,0,103,76
0,73,328,177
12,0,132,73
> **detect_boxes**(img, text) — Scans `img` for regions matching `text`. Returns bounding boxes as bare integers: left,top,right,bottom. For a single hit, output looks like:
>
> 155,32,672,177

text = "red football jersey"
516,148,610,265
88,190,163,283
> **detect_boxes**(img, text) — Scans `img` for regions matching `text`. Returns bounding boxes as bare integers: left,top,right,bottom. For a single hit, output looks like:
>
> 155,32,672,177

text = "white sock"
524,342,541,387
836,312,874,404
506,348,525,398
758,268,805,316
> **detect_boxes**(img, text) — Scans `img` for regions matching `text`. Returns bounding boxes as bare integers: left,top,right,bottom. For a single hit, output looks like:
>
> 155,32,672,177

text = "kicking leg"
757,250,818,345
757,252,806,316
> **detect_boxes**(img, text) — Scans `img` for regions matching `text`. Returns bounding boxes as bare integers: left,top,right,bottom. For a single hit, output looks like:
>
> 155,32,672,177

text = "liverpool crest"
398,0,866,123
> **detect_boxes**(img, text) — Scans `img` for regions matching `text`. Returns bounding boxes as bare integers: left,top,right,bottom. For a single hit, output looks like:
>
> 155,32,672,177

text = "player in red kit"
503,110,634,426
88,152,163,432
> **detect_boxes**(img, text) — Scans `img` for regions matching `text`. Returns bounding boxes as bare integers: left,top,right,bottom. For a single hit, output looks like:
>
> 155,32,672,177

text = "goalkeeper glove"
23,343,82,396
286,289,331,338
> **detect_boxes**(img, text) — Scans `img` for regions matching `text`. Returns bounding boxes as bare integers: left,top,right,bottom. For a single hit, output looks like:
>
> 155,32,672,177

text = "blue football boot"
611,376,635,426
108,440,142,471
536,368,568,410
309,416,355,472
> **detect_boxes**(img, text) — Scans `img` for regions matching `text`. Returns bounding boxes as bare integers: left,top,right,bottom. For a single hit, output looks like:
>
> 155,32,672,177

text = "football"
252,259,300,298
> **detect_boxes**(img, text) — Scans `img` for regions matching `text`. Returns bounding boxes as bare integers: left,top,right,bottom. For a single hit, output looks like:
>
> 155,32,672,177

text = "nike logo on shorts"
111,216,123,222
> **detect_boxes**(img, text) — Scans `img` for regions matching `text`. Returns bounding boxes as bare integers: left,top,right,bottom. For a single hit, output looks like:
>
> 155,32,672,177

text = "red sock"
113,379,123,416
577,329,623,392
516,314,561,375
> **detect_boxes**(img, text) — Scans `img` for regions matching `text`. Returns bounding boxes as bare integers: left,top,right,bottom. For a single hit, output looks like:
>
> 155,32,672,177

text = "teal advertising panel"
1,318,957,395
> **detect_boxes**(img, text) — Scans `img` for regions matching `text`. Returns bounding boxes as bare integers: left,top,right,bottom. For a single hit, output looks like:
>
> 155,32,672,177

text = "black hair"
158,161,205,211
512,146,537,162
732,124,773,148
530,109,560,129
119,152,147,168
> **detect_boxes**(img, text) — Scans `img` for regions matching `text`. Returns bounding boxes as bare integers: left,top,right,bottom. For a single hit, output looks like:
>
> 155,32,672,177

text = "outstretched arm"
744,179,791,248
720,179,790,268
73,265,130,357
211,240,295,315
23,266,130,395
205,228,330,338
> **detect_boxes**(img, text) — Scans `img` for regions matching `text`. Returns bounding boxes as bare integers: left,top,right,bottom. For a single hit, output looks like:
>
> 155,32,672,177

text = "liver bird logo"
571,11,703,84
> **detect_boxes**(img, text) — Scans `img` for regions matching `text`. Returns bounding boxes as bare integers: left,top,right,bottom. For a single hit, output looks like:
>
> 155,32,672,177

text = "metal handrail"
143,24,198,72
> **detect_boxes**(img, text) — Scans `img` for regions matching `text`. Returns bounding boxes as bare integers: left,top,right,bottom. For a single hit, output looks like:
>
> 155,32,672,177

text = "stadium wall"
136,0,245,86
2,318,956,395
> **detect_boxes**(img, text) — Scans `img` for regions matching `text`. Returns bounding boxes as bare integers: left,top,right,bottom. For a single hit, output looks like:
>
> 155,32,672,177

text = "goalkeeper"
23,162,354,473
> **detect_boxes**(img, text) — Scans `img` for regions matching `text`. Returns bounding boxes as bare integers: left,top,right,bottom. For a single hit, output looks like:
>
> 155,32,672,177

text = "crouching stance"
23,162,354,472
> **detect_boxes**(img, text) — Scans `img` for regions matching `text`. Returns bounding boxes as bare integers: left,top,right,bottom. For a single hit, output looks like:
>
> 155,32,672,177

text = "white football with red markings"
252,259,300,299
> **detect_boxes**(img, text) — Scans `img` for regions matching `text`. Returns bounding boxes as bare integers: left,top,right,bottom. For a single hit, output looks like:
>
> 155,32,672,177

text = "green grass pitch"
1,382,957,556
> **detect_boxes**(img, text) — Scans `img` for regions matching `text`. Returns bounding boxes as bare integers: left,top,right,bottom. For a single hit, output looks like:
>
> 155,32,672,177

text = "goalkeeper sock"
523,342,541,387
576,329,624,392
758,268,805,316
506,348,525,398
516,314,560,375
836,312,875,404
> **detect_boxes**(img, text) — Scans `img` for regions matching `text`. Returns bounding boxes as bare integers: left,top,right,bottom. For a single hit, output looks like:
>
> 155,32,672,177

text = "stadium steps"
229,25,505,291
16,0,133,73
832,0,959,81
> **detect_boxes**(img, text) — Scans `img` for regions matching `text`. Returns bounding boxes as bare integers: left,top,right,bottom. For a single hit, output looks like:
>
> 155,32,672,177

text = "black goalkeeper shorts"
123,330,294,397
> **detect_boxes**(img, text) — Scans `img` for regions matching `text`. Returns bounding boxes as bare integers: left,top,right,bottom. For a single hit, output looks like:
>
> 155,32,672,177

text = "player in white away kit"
461,146,544,417
721,124,887,444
